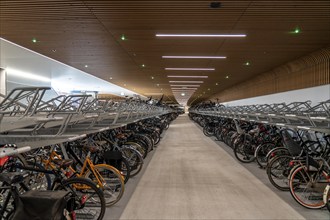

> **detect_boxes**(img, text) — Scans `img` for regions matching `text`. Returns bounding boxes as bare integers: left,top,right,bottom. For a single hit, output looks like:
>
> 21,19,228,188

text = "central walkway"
117,115,324,219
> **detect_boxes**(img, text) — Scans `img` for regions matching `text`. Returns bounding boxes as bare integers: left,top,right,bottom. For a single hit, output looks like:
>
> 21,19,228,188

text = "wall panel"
210,47,330,103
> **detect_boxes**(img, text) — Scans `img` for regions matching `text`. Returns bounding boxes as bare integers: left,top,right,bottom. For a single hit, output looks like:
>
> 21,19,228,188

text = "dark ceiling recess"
210,2,221,8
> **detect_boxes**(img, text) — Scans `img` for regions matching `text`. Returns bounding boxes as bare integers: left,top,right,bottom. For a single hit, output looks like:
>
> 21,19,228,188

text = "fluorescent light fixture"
165,68,214,71
162,56,226,59
6,68,51,82
170,85,200,87
172,88,197,90
156,34,246,37
167,75,208,78
169,81,203,83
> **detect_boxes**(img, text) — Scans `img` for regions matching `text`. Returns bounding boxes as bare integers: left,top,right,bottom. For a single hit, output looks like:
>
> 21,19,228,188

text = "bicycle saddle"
53,159,74,169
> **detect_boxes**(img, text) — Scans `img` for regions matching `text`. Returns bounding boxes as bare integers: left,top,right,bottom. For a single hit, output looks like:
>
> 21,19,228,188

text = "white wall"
222,84,330,106
0,38,141,98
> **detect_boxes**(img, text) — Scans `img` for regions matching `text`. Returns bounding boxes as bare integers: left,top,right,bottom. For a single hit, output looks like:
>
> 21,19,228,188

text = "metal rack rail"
0,87,173,148
189,100,330,134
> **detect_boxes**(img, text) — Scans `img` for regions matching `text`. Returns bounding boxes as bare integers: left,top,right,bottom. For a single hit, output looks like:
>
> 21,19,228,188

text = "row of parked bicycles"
189,99,330,212
0,86,181,219
0,113,179,219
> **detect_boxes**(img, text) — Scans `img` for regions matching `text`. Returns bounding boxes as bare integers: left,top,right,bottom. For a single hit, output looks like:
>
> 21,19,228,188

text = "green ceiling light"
294,27,300,34
121,34,126,41
32,38,37,43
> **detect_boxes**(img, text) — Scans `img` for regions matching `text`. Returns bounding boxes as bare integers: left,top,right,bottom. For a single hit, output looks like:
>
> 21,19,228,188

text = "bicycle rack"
0,87,174,149
190,100,330,134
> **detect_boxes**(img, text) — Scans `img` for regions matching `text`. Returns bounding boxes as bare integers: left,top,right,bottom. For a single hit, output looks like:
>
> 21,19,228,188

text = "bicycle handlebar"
0,146,31,158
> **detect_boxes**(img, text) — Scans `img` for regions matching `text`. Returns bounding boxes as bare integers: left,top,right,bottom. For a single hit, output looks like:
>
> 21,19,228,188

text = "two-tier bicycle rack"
0,87,173,149
189,100,330,134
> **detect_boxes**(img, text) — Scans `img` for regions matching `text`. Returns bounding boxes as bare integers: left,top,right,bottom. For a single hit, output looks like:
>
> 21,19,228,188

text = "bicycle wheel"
255,143,276,169
121,147,144,177
55,177,105,220
266,155,292,191
203,125,214,137
84,164,125,207
266,147,290,165
233,134,255,163
289,165,328,209
120,157,131,184
125,141,148,159
25,162,52,190
323,184,330,212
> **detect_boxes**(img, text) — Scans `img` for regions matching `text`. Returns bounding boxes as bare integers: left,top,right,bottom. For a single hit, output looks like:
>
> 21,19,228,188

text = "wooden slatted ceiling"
0,1,329,104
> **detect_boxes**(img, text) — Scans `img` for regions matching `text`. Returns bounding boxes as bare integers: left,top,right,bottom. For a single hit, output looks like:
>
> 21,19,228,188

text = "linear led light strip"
163,56,226,59
156,34,246,37
172,89,197,90
167,75,208,78
166,68,214,71
169,81,203,83
170,85,200,87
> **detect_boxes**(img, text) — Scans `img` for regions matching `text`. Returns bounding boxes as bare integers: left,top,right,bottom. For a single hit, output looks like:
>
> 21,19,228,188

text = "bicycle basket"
12,190,71,220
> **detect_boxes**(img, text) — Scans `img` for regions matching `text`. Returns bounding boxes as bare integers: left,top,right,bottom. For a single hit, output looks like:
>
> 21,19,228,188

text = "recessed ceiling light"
225,76,229,79
121,34,126,40
245,61,250,66
208,88,211,91
109,77,113,80
52,49,57,52
151,76,154,79
165,68,214,71
85,65,88,68
156,84,160,86
162,56,226,59
32,38,37,43
169,81,203,83
156,34,246,37
141,64,146,67
216,82,219,85
294,27,301,34
167,75,208,78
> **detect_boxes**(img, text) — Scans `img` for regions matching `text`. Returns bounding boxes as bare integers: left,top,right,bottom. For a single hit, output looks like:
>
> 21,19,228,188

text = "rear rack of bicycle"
189,100,330,134
0,87,173,148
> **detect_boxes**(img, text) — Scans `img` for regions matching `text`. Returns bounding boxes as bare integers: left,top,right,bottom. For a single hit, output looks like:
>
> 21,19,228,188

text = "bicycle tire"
84,164,125,207
255,143,276,169
323,184,330,212
233,134,255,163
55,177,106,220
121,147,144,177
266,155,292,191
289,165,328,209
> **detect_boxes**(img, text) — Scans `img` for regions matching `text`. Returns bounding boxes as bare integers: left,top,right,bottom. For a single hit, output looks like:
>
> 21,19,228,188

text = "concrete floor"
106,114,329,220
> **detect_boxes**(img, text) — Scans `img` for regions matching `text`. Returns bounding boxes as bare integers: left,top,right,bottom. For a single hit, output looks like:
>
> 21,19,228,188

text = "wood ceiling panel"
1,0,329,104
